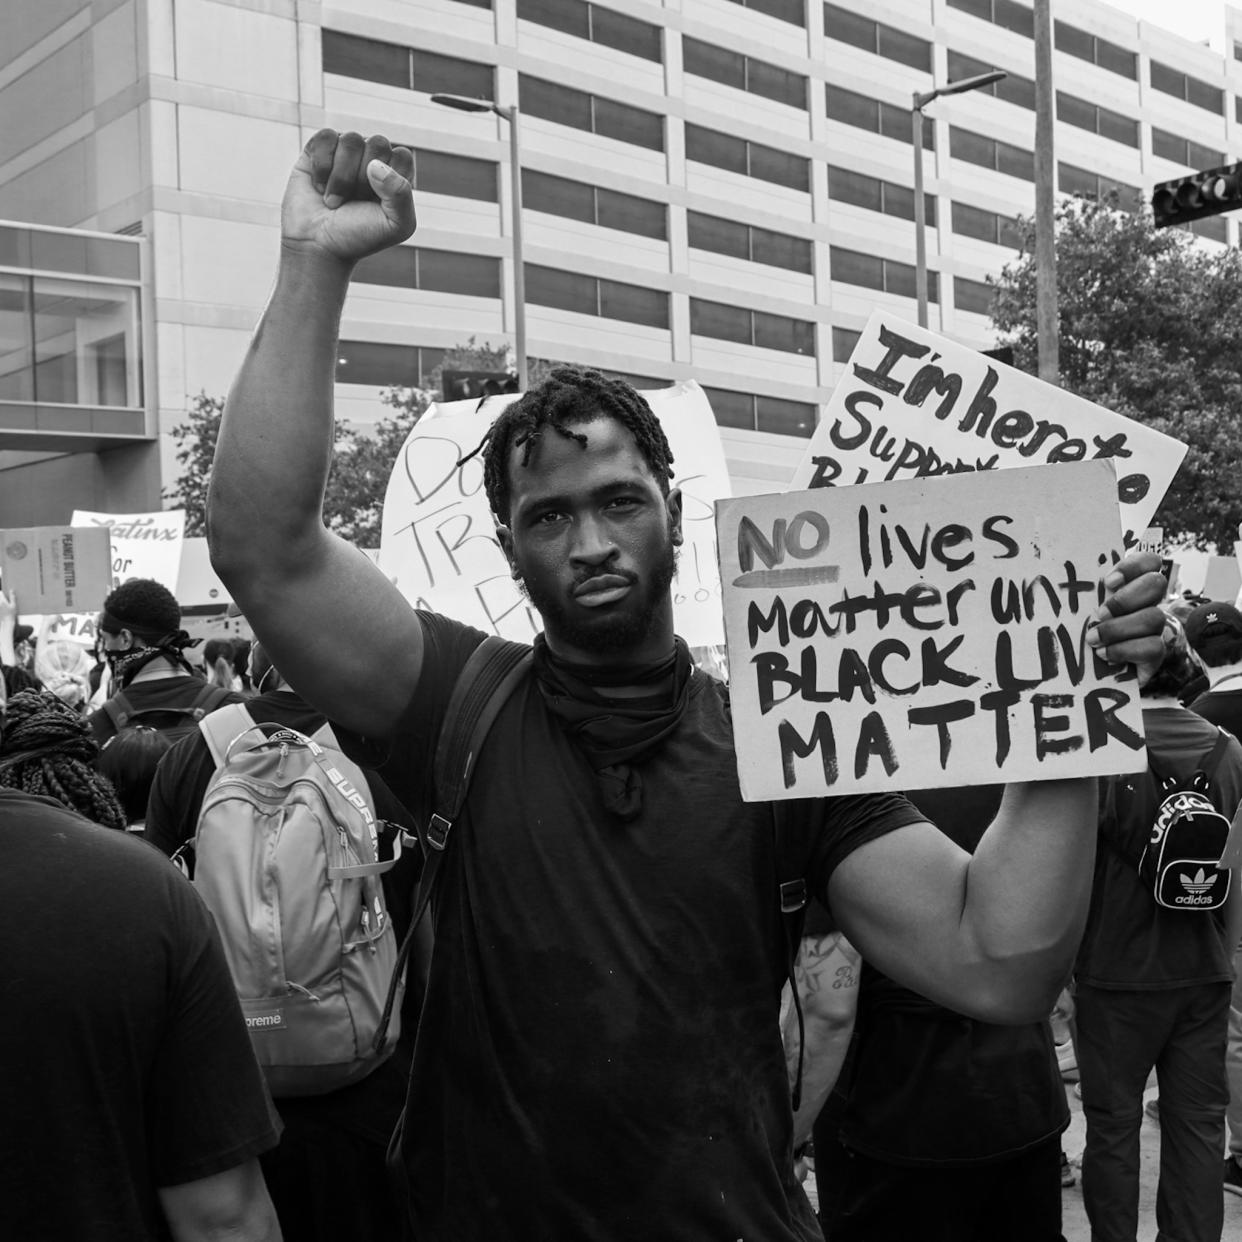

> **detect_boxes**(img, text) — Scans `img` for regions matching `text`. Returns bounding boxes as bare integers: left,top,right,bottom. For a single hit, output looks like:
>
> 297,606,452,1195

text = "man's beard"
519,540,678,657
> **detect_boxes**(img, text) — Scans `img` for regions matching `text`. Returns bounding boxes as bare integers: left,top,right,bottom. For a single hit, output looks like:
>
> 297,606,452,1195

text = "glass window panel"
1054,21,1093,61
745,58,807,109
31,277,138,407
927,270,940,304
1191,216,1228,242
411,49,493,99
523,169,595,223
750,226,813,274
596,188,667,239
685,123,748,174
997,139,1034,181
1188,141,1225,170
599,279,668,328
1236,97,1242,125
1058,162,1096,197
952,202,999,242
684,37,746,89
947,51,989,80
746,141,809,191
878,27,931,72
1097,38,1137,79
831,326,861,361
745,0,805,26
417,250,500,298
1151,128,1186,163
994,0,1033,37
0,272,34,401
881,182,916,223
1056,91,1097,133
520,76,593,130
998,214,1022,249
826,84,877,132
828,166,884,212
1099,175,1140,208
526,264,599,315
881,102,934,148
756,395,815,437
1186,76,1224,115
0,225,33,269
336,340,438,388
702,386,755,430
593,97,664,150
415,149,498,202
947,0,991,17
883,260,917,300
831,247,884,290
85,238,140,280
30,230,87,275
998,73,1036,111
1150,60,1184,98
950,127,993,168
352,247,418,288
517,0,589,38
687,211,750,260
322,31,408,88
955,276,993,315
590,6,662,62
690,298,752,344
454,0,492,8
823,5,876,53
1097,107,1139,148
750,311,814,356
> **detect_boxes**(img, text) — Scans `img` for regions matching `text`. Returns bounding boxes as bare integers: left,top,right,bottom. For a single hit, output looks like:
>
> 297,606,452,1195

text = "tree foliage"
990,197,1242,552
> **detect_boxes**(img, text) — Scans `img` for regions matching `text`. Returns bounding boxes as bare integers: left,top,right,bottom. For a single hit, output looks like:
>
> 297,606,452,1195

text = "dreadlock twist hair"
469,366,675,524
0,690,128,831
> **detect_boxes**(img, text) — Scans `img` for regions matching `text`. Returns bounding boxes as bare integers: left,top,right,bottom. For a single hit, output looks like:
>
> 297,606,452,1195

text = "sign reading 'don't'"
716,459,1147,801
793,313,1186,549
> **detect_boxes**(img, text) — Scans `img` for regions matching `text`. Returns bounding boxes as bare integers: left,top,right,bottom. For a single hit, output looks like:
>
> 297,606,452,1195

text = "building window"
682,37,807,109
526,264,669,328
950,126,1034,181
954,276,993,316
1055,91,1138,147
946,0,1032,37
703,386,816,437
1191,216,1228,243
686,211,812,273
519,76,664,150
352,247,502,298
336,341,446,387
1150,60,1223,115
825,85,935,148
690,299,815,355
322,31,495,99
1057,162,1141,209
721,0,805,26
453,0,492,8
685,123,810,191
412,149,498,201
1053,20,1136,79
951,203,1020,248
830,247,938,302
831,326,862,361
946,50,1035,111
523,170,667,239
1151,128,1224,170
516,0,662,63
823,4,932,72
827,166,937,226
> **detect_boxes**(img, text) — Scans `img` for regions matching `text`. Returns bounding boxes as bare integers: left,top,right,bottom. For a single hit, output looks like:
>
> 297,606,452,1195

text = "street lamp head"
430,92,498,114
915,70,1007,111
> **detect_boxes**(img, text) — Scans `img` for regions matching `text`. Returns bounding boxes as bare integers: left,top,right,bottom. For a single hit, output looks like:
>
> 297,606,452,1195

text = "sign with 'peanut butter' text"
379,380,730,646
717,459,1147,801
793,314,1186,548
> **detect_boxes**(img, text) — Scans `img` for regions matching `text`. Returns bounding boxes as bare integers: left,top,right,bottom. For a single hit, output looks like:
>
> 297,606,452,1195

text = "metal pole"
913,96,928,329
1033,0,1058,384
506,106,528,391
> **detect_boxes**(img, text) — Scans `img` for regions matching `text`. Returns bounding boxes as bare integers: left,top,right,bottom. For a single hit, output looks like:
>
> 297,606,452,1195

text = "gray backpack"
187,703,404,1096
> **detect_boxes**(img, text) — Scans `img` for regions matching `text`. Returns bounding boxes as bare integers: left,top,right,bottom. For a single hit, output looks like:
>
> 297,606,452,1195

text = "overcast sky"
1103,0,1229,49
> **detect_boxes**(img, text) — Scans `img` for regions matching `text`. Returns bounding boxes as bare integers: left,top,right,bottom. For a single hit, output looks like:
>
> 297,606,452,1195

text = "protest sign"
792,313,1186,548
716,459,1146,801
71,509,186,592
379,381,730,646
0,526,111,614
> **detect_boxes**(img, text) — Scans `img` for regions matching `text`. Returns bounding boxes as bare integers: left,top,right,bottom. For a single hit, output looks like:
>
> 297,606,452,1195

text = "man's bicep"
220,532,424,741
158,1159,280,1242
795,931,861,1023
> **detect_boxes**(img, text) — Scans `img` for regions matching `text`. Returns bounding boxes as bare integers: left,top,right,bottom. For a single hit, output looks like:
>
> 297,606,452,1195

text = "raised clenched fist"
280,129,416,264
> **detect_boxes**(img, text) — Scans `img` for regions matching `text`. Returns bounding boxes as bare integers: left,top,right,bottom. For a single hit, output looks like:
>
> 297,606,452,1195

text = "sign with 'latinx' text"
792,314,1186,548
71,508,187,592
717,459,1147,801
0,526,111,614
379,381,731,647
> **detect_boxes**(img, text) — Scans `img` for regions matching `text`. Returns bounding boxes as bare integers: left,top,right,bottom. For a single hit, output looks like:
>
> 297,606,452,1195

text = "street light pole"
430,93,528,390
912,71,1007,331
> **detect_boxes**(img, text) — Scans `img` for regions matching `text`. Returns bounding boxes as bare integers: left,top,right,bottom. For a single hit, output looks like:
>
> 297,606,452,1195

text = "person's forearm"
786,1014,854,1146
209,248,352,572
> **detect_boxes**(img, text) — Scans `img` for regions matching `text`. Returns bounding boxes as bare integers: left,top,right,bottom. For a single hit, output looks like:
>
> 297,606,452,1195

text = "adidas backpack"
1107,731,1235,914
180,703,405,1096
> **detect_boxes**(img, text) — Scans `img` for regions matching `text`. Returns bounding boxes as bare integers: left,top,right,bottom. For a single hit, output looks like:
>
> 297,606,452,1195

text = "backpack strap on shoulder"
1200,729,1232,784
100,690,132,732
189,683,233,720
198,703,258,768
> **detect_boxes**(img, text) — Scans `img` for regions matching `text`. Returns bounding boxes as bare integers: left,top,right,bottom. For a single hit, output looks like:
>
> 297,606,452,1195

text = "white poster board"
71,509,187,592
716,459,1147,801
379,381,731,646
793,314,1186,548
0,526,111,614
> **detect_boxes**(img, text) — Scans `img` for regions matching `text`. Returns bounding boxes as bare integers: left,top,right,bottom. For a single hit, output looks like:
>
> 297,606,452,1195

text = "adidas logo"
1179,867,1218,895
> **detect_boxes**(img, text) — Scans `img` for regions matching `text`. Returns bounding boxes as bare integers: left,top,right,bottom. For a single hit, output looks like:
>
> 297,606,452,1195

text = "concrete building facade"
3,0,1242,524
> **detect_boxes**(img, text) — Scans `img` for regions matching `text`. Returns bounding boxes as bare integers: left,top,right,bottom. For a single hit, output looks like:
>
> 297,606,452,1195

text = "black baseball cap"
1183,601,1242,659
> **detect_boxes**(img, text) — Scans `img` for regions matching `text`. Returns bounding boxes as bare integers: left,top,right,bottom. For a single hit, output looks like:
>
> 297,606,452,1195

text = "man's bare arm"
158,1159,281,1242
209,131,424,742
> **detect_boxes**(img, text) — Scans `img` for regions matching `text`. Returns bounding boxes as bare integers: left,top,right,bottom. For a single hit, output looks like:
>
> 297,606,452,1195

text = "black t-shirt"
144,690,422,1145
88,672,243,745
342,612,923,1242
1190,685,1242,737
1077,705,1242,989
0,789,281,1241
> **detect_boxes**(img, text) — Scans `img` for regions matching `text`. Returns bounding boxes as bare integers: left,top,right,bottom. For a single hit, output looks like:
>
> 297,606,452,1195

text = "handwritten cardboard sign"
378,381,731,646
71,508,187,592
0,526,111,613
792,313,1186,548
716,459,1147,801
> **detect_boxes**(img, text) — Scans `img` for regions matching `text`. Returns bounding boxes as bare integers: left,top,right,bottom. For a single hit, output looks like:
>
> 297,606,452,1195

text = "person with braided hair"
0,688,127,831
206,129,1176,1242
89,577,241,746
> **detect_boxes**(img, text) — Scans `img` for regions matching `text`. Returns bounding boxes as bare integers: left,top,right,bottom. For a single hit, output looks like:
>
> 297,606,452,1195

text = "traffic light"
441,370,519,401
1151,161,1242,229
